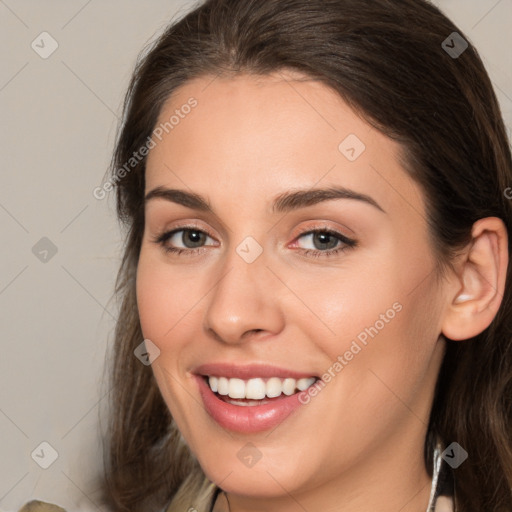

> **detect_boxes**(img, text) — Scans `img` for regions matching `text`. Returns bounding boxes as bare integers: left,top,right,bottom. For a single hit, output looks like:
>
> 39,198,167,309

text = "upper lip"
193,362,318,380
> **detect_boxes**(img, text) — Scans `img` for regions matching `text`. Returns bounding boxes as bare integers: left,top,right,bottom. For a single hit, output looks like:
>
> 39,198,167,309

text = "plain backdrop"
1,0,511,510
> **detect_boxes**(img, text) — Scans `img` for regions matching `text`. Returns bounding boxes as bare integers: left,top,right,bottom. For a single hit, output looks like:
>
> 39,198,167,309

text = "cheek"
291,247,440,412
327,279,441,430
291,230,427,358
136,262,166,341
285,260,405,361
136,252,198,343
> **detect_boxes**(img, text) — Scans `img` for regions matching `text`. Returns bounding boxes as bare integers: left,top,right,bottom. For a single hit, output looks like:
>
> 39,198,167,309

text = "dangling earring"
224,491,231,511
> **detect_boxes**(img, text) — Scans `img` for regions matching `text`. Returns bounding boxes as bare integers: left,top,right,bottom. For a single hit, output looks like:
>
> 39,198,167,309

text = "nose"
203,244,285,345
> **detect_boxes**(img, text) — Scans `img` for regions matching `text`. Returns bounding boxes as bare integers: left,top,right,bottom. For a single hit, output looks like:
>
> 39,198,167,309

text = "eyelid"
158,220,217,239
289,219,355,240
155,219,354,242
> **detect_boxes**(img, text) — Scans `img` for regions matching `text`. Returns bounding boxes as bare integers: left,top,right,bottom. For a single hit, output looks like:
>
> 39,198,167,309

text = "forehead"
144,71,425,218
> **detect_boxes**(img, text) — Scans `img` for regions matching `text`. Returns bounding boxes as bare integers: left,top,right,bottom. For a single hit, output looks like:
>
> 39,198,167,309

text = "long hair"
98,1,512,510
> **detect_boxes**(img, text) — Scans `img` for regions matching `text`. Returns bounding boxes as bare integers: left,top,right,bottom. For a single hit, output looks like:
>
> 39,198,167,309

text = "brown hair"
98,0,512,510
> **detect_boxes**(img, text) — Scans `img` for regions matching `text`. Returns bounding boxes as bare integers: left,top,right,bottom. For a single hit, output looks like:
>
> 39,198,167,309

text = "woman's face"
137,71,448,506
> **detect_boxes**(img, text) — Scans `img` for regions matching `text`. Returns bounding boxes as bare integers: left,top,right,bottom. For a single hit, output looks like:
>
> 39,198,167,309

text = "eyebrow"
144,185,386,214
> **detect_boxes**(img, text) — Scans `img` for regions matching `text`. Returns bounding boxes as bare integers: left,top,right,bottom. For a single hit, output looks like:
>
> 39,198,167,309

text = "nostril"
243,329,264,339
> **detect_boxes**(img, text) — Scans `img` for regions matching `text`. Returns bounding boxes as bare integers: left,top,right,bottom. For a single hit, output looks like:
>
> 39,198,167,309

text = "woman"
19,0,512,511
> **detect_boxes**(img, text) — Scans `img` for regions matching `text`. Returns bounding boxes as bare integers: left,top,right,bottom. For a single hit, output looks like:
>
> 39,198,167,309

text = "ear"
441,217,509,341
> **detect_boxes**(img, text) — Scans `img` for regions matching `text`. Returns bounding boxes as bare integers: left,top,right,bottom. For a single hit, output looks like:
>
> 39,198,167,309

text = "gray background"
1,1,511,510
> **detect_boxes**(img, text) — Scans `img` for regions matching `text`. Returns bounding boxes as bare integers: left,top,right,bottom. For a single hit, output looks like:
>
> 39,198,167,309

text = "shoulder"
165,476,219,512
17,501,66,512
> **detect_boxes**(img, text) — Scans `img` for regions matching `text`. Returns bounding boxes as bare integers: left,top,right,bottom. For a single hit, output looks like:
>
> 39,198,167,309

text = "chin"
194,443,314,499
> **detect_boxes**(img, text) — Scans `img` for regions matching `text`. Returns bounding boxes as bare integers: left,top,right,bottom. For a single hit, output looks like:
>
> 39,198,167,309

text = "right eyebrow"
145,187,212,212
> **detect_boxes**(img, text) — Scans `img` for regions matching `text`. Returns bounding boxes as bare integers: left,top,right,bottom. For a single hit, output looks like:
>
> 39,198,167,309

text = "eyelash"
151,224,357,259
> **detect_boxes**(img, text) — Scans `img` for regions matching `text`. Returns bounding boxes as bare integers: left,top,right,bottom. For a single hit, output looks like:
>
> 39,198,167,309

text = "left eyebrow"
144,185,386,214
271,186,386,214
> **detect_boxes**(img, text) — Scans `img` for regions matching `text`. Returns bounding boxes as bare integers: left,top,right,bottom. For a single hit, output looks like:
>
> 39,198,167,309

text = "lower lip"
195,375,308,433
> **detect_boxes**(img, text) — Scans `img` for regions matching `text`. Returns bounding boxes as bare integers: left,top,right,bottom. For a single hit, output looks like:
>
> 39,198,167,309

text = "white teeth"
266,377,283,398
282,378,296,396
297,377,316,391
208,376,218,393
228,378,246,399
246,378,266,399
217,377,229,395
206,375,317,399
224,398,271,406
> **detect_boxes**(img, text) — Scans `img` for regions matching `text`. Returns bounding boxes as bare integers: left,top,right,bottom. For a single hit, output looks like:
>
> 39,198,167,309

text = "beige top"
17,502,66,512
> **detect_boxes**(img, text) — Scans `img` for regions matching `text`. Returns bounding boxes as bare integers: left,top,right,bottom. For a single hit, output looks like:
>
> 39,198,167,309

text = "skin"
136,71,508,512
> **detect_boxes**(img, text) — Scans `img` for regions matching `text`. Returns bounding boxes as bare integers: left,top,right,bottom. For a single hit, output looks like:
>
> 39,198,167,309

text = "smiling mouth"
203,375,319,405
